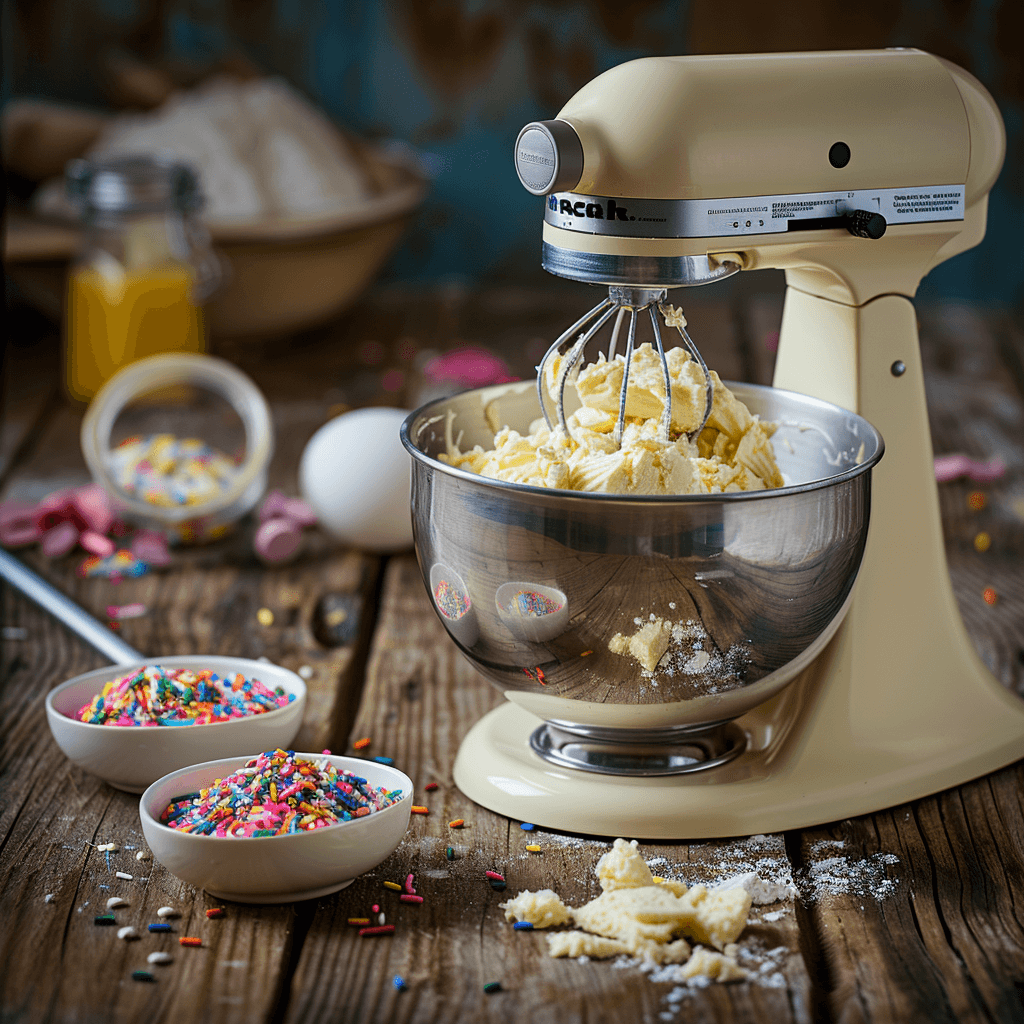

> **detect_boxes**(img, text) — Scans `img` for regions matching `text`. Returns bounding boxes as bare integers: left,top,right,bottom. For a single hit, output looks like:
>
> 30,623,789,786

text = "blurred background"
3,0,1023,315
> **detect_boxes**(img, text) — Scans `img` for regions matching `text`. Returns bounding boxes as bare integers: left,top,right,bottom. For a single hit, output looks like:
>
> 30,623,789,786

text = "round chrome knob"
514,120,584,195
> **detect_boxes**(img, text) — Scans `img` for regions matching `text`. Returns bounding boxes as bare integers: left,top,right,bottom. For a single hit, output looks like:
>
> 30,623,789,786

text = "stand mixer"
402,49,1024,839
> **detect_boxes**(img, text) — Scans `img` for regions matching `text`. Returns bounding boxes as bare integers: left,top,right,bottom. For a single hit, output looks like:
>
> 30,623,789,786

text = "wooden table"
2,283,1023,1024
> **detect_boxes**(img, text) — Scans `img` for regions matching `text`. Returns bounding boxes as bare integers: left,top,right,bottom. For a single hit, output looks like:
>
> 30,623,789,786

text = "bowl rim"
45,655,307,732
401,379,885,503
139,752,413,843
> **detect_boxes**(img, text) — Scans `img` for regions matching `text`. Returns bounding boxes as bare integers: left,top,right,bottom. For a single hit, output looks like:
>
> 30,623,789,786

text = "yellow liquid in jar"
65,264,205,402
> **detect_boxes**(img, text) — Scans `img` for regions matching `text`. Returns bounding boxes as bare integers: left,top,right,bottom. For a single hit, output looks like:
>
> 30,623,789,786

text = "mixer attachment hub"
529,720,747,777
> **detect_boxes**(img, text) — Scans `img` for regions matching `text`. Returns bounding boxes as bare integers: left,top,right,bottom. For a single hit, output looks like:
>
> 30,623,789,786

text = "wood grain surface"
2,286,1023,1024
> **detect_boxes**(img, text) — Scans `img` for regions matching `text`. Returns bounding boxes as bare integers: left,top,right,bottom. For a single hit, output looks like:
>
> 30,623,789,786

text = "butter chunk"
500,889,573,929
595,838,655,891
676,946,748,983
608,618,672,672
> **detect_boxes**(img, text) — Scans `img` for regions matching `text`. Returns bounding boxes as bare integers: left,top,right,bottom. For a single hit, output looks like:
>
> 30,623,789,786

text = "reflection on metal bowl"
402,382,883,743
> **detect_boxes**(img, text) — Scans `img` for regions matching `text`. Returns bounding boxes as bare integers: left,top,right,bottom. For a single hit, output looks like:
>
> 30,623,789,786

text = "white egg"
299,407,414,552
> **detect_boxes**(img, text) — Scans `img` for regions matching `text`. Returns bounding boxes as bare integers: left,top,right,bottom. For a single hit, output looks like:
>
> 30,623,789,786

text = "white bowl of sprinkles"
139,752,412,902
45,656,306,792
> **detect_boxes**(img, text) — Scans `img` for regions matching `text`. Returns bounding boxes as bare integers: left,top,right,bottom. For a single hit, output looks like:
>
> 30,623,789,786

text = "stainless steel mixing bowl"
401,381,883,767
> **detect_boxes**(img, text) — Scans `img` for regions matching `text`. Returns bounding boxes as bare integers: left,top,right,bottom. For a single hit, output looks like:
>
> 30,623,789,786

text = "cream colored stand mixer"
408,48,1024,839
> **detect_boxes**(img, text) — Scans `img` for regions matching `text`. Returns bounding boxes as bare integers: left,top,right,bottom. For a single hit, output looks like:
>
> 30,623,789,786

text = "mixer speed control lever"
844,210,887,239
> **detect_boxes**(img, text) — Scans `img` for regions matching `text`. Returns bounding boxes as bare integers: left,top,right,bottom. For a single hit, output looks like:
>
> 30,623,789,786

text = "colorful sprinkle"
983,587,998,605
448,819,464,829
383,881,403,891
433,579,470,619
348,917,370,926
132,970,155,983
94,914,117,925
75,665,294,727
934,454,1006,483
968,491,987,511
353,737,371,750
404,873,416,894
205,908,225,919
411,805,429,815
373,756,394,765
526,845,541,853
974,531,991,553
490,880,507,891
359,925,395,937
159,751,404,837
485,871,505,882
106,602,147,619
580,650,593,657
393,975,407,991
520,823,535,831
513,921,534,931
483,982,502,994
77,549,149,579
399,894,423,904
424,782,439,791
147,952,172,965
179,937,202,947
148,923,172,933
446,847,455,860
257,608,275,626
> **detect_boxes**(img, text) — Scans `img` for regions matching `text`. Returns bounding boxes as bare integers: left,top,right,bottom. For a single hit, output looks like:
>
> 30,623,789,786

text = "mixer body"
404,49,1024,837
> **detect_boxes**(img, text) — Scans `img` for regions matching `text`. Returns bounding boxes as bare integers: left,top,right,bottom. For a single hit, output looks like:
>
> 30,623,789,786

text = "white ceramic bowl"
139,754,413,902
45,656,306,793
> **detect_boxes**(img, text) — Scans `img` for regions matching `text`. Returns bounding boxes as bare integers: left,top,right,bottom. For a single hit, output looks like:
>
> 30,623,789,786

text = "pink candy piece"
258,490,317,528
934,454,1006,484
106,602,147,619
71,484,115,535
80,530,116,557
422,347,518,388
131,530,172,567
258,489,290,522
0,501,43,548
254,518,303,565
40,521,80,558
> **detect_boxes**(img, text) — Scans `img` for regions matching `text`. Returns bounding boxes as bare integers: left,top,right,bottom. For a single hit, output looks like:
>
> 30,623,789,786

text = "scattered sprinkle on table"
94,914,116,925
446,847,455,860
983,586,998,605
400,894,423,904
393,975,407,991
411,805,428,815
160,750,404,836
179,937,202,947
118,926,138,940
147,952,172,965
490,880,507,891
78,549,149,580
359,925,395,937
483,982,502,994
448,818,464,829
106,602,147,619
115,871,133,880
148,923,172,933
485,870,504,881
384,881,402,891
526,845,542,853
513,921,534,931
974,531,991,552
257,608,275,626
348,917,370,926
132,970,155,983
520,823,535,831
373,756,394,765
968,491,987,511
136,851,151,861
156,906,178,918
205,908,225,919
404,873,416,894
353,737,371,750
424,782,439,791
106,897,126,909
76,664,294,726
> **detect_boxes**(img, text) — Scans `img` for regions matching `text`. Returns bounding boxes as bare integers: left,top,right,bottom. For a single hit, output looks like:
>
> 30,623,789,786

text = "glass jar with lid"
64,155,221,402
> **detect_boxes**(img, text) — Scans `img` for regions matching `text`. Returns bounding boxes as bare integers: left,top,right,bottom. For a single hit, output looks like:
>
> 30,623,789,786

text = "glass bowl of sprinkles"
139,751,412,902
81,353,273,543
45,656,306,792
495,582,569,644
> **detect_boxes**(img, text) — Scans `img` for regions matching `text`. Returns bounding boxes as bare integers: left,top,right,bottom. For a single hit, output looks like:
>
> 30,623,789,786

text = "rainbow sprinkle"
506,589,561,616
75,665,294,727
110,434,238,509
159,750,404,837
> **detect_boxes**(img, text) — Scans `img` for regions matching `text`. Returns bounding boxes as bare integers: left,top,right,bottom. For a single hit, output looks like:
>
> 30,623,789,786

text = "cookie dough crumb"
547,931,632,959
596,838,656,891
676,946,748,983
609,618,671,672
500,889,573,928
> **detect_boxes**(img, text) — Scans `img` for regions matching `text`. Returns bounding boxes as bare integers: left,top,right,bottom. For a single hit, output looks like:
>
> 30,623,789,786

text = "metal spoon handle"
0,547,144,664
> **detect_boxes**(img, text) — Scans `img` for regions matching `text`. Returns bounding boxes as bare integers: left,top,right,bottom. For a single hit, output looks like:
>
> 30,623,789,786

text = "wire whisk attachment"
536,286,714,449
